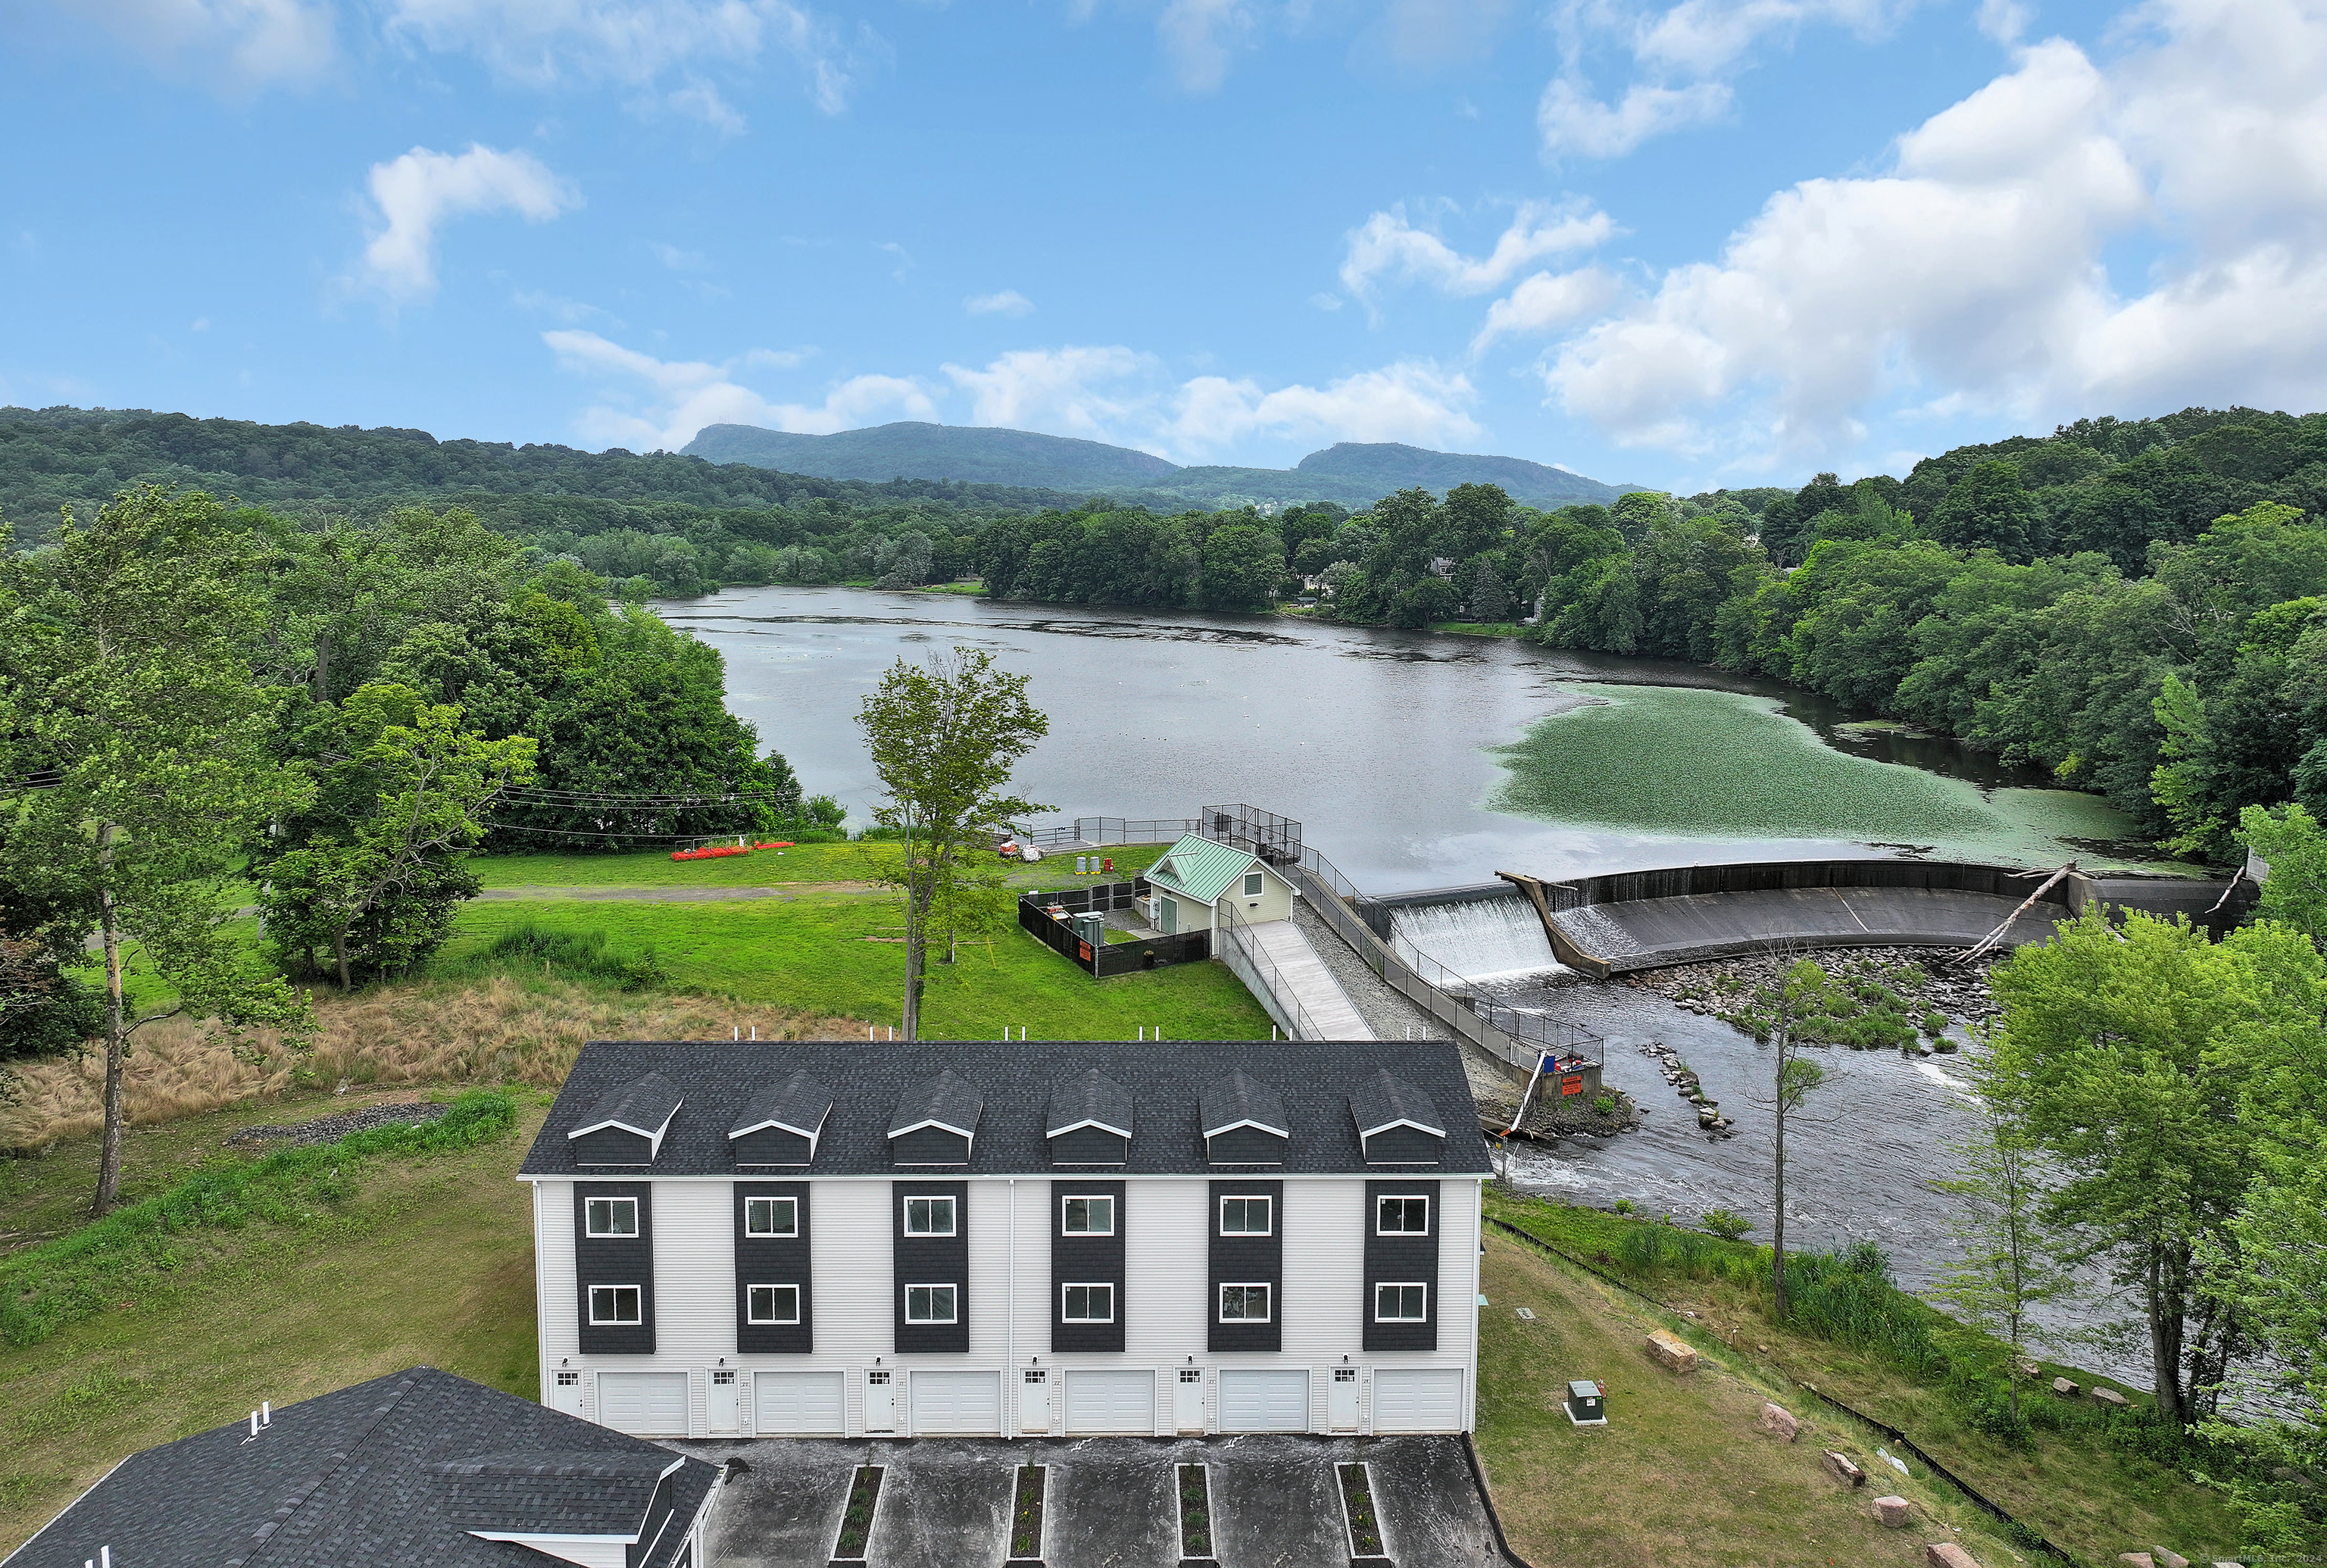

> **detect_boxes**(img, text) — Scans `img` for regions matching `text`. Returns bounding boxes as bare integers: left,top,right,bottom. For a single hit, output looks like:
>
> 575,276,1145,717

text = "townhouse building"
520,1039,1490,1442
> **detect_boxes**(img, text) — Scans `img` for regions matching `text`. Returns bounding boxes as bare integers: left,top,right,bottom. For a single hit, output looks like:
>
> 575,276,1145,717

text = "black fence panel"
1017,884,1205,977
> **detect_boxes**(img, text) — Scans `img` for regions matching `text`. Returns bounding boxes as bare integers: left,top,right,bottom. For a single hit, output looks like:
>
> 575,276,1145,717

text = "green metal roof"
1144,833,1261,905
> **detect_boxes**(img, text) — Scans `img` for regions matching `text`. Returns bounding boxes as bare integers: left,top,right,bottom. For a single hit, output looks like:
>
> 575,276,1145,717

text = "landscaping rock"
1755,1403,1798,1442
1645,1330,1699,1373
2116,1555,2154,1567
1872,1495,1911,1528
2151,1551,2189,1568
1926,1545,1982,1567
2091,1386,2132,1409
1822,1451,1866,1488
2052,1377,2081,1397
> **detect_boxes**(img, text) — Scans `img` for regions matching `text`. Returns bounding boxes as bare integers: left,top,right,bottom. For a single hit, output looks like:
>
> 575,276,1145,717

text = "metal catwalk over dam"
1498,860,2247,979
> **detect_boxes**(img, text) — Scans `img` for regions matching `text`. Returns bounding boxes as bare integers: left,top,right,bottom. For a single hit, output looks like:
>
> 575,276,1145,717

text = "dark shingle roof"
887,1068,985,1138
433,1451,679,1535
729,1068,832,1139
2,1367,717,1568
519,1041,1490,1178
1348,1068,1445,1138
1046,1069,1135,1138
1199,1070,1288,1138
567,1070,684,1139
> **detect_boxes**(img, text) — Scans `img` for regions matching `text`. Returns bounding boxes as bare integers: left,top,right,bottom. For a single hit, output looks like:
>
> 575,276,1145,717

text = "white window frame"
1217,1282,1273,1323
745,1195,798,1237
746,1282,801,1324
904,1196,957,1236
905,1283,959,1323
583,1196,638,1238
1060,1195,1116,1236
1218,1195,1273,1236
1242,870,1264,896
1060,1282,1116,1323
587,1284,642,1325
1376,1195,1431,1235
1373,1282,1429,1322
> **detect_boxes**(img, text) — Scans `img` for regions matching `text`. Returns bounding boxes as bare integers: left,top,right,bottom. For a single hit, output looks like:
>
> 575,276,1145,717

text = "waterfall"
1389,896,1566,982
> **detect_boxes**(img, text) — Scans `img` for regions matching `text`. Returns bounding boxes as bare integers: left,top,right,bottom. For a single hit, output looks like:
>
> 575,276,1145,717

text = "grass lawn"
0,1094,547,1551
471,840,1173,891
437,892,1273,1040
1485,1197,2247,1567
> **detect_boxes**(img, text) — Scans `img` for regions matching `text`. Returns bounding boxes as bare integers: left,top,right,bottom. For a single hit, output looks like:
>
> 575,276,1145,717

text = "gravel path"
225,1101,452,1147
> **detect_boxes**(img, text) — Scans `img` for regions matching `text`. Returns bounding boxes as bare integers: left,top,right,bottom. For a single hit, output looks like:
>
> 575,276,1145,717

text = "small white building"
1142,832,1297,936
520,1039,1488,1442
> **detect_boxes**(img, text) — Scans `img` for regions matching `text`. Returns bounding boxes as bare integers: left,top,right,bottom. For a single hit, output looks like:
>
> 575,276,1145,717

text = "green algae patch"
1488,684,2173,867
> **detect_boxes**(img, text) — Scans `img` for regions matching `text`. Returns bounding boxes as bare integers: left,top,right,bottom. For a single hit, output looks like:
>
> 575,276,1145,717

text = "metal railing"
1214,898,1324,1041
1010,817,1199,848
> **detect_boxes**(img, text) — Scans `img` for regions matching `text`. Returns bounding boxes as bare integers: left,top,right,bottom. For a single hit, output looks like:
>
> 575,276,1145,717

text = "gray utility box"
1565,1379,1607,1426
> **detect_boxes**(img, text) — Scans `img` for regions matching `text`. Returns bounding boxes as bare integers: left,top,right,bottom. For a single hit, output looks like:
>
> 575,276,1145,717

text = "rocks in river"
1638,943,2006,1036
1637,1040,1737,1137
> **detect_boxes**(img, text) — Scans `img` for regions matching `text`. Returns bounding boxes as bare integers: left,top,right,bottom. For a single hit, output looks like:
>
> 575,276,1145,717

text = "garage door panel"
1064,1370,1155,1434
754,1370,845,1435
1372,1368,1463,1432
1217,1369,1308,1432
598,1371,689,1435
910,1370,1001,1435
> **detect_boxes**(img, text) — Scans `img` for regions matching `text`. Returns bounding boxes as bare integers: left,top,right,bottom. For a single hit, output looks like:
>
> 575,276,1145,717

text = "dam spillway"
1386,895,1567,983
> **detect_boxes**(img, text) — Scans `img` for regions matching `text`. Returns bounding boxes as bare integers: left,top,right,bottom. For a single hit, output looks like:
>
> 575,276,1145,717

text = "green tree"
857,648,1051,1039
256,682,538,989
1736,957,1841,1317
2238,802,2327,944
1198,522,1285,612
0,489,316,1215
1932,461,2037,558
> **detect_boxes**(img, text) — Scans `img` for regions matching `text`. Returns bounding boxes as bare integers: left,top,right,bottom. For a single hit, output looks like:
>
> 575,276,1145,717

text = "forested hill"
686,421,1629,510
0,405,1093,535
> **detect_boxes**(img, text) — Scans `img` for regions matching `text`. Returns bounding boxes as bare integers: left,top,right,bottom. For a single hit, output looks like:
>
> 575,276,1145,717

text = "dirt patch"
223,1101,453,1147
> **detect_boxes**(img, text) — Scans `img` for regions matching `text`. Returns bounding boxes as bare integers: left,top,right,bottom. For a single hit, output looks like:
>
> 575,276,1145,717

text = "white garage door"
597,1371,689,1435
754,1371,845,1435
1217,1369,1309,1432
1064,1370,1156,1434
910,1370,1002,1435
1372,1369,1464,1432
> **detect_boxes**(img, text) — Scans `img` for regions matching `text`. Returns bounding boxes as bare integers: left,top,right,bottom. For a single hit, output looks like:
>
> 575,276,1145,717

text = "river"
663,584,2155,1377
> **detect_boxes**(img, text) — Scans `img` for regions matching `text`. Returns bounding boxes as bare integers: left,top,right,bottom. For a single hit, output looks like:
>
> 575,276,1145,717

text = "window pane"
747,1197,796,1237
748,1284,798,1324
905,1197,955,1235
1375,1283,1426,1321
589,1285,640,1324
586,1198,635,1236
1378,1196,1429,1234
1220,1196,1270,1235
1063,1196,1114,1235
907,1284,957,1323
1062,1283,1114,1322
1243,872,1263,895
1220,1284,1270,1322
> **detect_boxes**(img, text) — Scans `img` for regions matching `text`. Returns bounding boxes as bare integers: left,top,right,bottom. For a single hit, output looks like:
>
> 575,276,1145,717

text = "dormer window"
889,1070,983,1166
1046,1069,1134,1165
728,1070,833,1167
566,1072,683,1167
1348,1069,1446,1166
1200,1071,1289,1165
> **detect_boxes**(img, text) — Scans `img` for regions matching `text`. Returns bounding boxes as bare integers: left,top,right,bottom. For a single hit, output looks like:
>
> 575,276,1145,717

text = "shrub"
1592,1093,1616,1115
476,923,668,990
1700,1207,1752,1241
1616,1226,1666,1271
1613,1198,1635,1214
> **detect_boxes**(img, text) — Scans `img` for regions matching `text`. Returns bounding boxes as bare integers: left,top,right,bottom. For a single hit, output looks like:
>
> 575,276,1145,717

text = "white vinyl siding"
1372,1368,1464,1431
910,1370,1001,1434
1064,1370,1156,1433
754,1370,845,1435
1217,1369,1309,1432
597,1371,689,1435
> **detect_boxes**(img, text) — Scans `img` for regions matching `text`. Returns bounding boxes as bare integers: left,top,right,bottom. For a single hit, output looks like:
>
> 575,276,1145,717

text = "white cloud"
1537,77,1732,160
1470,267,1623,353
964,289,1035,317
1310,292,1345,311
942,345,1156,437
1628,0,1903,79
54,0,335,89
1157,0,1259,90
1170,361,1481,454
358,145,579,301
544,330,933,448
381,0,881,120
1340,201,1616,301
652,242,708,271
1535,2,2327,461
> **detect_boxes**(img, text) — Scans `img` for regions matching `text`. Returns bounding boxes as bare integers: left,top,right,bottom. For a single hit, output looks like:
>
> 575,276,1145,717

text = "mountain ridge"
683,421,1632,510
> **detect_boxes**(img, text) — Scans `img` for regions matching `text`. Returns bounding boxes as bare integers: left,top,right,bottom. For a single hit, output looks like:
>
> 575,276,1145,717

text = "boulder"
1926,1546,1981,1567
1645,1330,1699,1373
2051,1376,2081,1397
2091,1386,2132,1409
2152,1552,2190,1568
1822,1451,1866,1488
2117,1556,2154,1567
1872,1495,1911,1528
1755,1403,1798,1442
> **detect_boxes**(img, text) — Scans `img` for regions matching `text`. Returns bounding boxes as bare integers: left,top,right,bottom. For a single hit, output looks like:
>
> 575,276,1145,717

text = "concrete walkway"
1243,917,1376,1039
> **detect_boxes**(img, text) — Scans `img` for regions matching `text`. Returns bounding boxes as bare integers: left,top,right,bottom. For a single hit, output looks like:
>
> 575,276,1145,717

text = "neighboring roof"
1348,1068,1445,1139
1046,1069,1135,1139
1145,832,1270,906
888,1069,985,1139
567,1071,684,1142
1199,1070,1289,1139
1,1367,718,1568
520,1041,1491,1179
729,1069,832,1140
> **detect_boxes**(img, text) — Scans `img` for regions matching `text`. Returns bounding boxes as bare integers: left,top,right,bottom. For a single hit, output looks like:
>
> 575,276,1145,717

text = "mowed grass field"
469,840,1172,891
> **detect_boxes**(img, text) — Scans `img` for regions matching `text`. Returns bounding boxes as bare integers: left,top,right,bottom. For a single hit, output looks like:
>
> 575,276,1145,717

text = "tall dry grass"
0,977,858,1150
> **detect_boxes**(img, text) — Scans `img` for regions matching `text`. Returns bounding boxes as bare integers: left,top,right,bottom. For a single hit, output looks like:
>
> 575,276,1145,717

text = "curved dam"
1498,860,2244,979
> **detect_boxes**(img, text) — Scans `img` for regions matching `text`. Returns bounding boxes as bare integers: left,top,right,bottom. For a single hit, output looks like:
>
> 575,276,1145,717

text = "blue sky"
7,0,2327,493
